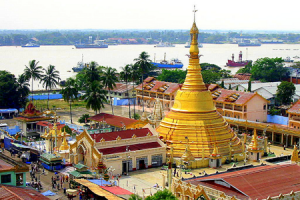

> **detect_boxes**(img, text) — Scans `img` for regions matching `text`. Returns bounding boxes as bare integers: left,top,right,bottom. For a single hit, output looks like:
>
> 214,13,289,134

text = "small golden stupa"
156,8,243,159
291,145,299,163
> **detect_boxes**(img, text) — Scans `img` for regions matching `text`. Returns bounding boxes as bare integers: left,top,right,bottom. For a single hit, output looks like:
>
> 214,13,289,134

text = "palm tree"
120,64,132,118
84,61,101,83
61,78,78,124
134,51,153,112
102,67,118,115
40,65,60,109
83,81,107,114
24,60,43,102
129,64,140,117
16,74,30,109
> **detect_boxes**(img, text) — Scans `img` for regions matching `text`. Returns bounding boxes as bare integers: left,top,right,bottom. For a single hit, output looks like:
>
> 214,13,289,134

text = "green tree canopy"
157,69,187,84
16,74,30,109
145,189,177,200
0,71,25,109
236,61,252,74
24,60,43,101
78,114,90,124
276,81,296,105
251,57,289,82
201,70,221,84
83,81,107,114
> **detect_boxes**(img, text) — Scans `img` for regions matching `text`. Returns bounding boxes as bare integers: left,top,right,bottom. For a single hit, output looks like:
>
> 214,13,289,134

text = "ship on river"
21,42,40,48
152,53,183,69
226,51,250,67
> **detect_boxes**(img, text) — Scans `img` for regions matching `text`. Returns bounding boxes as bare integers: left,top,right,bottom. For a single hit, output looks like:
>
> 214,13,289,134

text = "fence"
267,115,289,125
28,93,63,100
113,98,136,106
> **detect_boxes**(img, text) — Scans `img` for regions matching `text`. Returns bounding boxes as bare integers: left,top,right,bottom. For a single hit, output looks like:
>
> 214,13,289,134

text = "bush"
78,114,90,123
61,125,72,134
133,113,140,120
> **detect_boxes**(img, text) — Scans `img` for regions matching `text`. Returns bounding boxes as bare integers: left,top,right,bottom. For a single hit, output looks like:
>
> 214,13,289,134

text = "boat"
72,55,87,72
152,53,183,69
226,51,250,67
21,42,40,48
293,56,300,59
261,40,284,44
75,36,108,49
154,41,175,47
284,56,294,63
238,39,261,47
184,42,203,48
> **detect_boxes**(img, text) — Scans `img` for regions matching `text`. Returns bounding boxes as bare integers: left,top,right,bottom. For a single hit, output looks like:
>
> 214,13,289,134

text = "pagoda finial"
193,5,198,23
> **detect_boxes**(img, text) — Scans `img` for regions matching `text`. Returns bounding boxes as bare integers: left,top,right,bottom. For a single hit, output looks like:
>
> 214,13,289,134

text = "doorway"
139,159,145,169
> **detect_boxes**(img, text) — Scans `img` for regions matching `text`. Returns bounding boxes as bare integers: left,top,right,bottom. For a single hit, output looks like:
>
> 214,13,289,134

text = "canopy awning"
0,109,18,114
74,179,122,199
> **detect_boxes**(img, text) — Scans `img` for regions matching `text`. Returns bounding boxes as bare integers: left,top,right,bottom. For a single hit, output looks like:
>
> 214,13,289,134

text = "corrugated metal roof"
0,185,50,200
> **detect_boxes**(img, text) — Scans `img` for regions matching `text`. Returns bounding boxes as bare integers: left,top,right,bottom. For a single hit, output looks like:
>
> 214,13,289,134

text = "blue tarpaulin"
89,179,112,186
0,109,18,113
41,190,57,196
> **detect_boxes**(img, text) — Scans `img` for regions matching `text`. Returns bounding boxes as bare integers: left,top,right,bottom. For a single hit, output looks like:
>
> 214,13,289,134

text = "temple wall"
246,95,268,122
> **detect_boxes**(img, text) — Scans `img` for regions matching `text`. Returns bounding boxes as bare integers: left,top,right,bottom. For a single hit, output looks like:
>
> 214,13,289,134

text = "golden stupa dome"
156,11,243,159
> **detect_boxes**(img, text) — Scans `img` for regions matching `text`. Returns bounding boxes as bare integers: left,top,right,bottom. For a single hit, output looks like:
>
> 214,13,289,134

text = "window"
125,93,128,97
119,93,122,96
263,104,266,110
1,174,11,183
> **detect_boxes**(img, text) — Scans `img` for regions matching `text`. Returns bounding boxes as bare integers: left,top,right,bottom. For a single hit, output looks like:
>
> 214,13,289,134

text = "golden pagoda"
291,145,299,163
156,8,243,159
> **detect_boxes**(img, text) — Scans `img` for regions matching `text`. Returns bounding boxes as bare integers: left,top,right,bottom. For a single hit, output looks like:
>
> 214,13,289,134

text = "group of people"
51,174,69,192
29,162,43,190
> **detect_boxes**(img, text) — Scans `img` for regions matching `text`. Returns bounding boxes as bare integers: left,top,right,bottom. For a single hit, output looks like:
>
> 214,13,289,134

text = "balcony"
224,105,233,110
291,116,300,121
216,104,223,109
234,107,243,112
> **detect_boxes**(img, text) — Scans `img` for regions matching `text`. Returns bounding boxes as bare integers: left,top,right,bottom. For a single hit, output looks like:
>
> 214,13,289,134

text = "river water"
1,44,300,89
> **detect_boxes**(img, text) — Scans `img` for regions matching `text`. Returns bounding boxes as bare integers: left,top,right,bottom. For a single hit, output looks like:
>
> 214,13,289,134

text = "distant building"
104,82,136,106
0,153,29,187
211,88,268,122
135,77,181,110
217,78,260,90
287,100,300,129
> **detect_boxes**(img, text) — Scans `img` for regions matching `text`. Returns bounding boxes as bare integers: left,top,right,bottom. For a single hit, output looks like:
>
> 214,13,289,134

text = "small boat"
284,57,294,63
184,42,203,48
226,51,250,67
152,53,183,69
21,42,40,48
154,41,175,47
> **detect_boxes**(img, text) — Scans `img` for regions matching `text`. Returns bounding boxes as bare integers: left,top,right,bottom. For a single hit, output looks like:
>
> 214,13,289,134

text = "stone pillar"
286,134,289,147
291,135,294,146
272,132,274,142
281,134,284,144
162,174,166,189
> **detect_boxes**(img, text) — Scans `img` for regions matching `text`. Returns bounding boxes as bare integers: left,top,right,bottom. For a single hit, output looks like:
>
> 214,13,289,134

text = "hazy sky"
1,0,300,31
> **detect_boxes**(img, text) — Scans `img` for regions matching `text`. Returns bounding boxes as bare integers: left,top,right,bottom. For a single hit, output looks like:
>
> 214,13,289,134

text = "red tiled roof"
207,84,219,91
36,121,65,130
89,113,138,128
0,185,50,200
234,73,252,80
135,77,180,94
105,83,135,93
98,142,162,155
287,100,300,114
186,164,300,200
100,186,133,195
213,88,261,105
90,128,152,142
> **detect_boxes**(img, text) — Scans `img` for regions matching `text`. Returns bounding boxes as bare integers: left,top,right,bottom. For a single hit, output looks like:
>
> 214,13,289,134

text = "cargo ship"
152,53,183,69
226,51,250,67
238,39,261,47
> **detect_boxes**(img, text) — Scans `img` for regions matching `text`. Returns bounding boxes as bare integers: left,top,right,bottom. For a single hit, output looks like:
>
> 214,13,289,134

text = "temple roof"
135,77,180,94
90,128,152,142
98,142,162,155
89,113,146,128
185,164,300,200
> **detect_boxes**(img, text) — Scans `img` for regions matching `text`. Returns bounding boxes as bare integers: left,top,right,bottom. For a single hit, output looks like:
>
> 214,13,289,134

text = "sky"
1,0,300,31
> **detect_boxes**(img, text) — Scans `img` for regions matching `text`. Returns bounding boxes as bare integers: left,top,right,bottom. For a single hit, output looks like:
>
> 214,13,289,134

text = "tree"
200,63,221,72
130,64,140,116
134,51,153,112
247,80,251,92
16,74,30,109
0,71,22,109
40,65,60,109
61,125,72,135
276,81,296,105
24,60,43,102
120,64,132,118
236,61,252,74
229,84,232,90
83,81,107,114
84,61,102,84
236,86,239,91
157,69,187,84
220,80,225,88
201,70,220,84
251,57,289,82
129,194,142,200
78,114,90,124
145,189,177,200
60,78,79,124
102,67,118,115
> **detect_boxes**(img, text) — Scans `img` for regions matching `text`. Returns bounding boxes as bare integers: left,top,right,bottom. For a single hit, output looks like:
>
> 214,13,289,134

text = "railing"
291,116,300,121
224,105,233,110
216,104,223,108
234,107,243,111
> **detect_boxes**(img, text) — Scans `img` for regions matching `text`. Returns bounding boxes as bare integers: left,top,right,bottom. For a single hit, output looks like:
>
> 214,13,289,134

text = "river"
1,44,300,89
